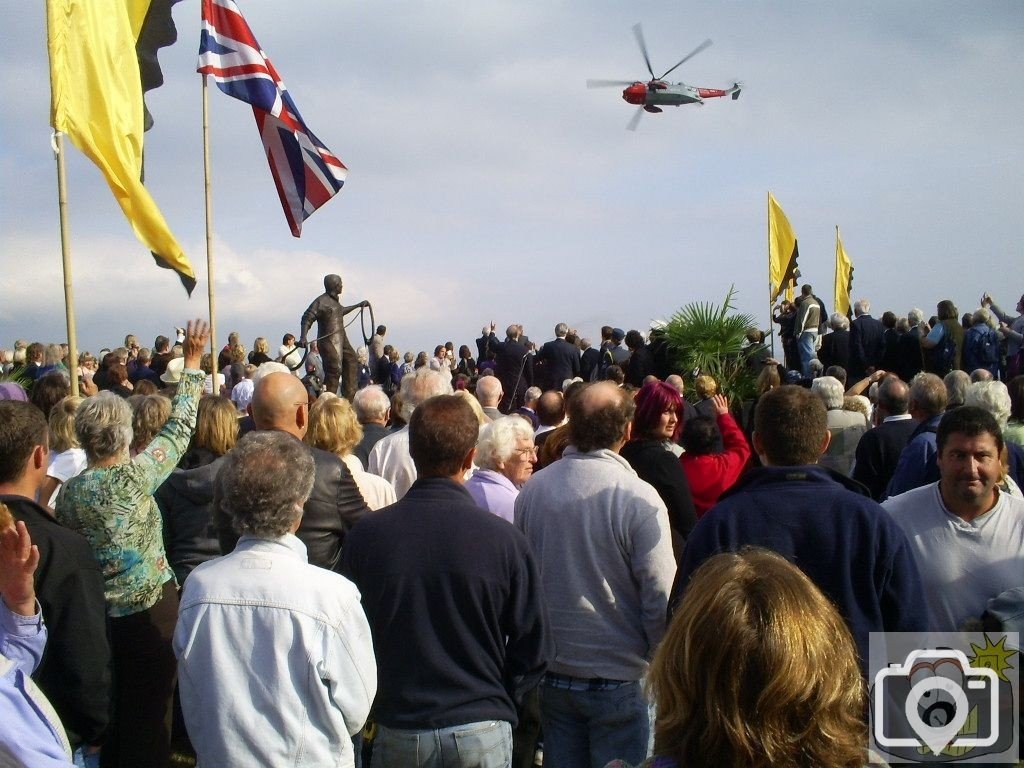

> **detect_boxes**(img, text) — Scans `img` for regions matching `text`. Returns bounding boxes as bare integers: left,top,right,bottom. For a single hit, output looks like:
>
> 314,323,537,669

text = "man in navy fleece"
341,395,551,768
671,384,929,672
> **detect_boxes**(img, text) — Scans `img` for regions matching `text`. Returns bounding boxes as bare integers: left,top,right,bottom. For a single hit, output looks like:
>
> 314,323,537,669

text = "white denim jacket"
174,535,377,767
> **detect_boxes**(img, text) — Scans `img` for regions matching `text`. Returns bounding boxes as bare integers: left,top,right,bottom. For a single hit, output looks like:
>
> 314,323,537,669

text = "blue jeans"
798,331,818,378
540,682,649,768
72,746,100,768
372,720,512,768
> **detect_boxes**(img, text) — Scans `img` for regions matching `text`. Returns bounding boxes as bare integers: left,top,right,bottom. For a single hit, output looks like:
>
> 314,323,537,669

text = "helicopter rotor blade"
658,38,713,80
586,79,635,89
632,23,656,81
626,105,645,132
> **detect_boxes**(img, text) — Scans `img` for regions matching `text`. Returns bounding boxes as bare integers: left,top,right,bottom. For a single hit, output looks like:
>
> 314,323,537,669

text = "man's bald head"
568,382,635,452
251,372,309,438
476,375,503,407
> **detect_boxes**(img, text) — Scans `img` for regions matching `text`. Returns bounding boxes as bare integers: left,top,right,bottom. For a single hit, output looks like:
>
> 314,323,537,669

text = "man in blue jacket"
672,385,929,672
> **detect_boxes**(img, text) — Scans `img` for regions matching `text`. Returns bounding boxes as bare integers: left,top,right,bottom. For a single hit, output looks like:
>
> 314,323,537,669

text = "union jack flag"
197,0,347,237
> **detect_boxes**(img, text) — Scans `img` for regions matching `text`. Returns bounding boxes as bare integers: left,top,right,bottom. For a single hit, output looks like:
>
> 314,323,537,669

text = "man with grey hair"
811,376,868,475
894,308,926,382
536,323,580,391
944,369,971,410
475,374,504,421
852,375,916,500
885,372,948,498
352,385,392,468
368,367,453,498
849,298,885,381
216,371,370,571
818,312,850,373
176,431,376,767
965,380,1024,489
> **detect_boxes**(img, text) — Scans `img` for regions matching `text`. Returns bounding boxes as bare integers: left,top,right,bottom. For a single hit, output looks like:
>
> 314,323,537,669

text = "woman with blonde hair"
248,336,273,367
305,393,396,510
40,395,86,508
607,548,872,768
128,394,172,456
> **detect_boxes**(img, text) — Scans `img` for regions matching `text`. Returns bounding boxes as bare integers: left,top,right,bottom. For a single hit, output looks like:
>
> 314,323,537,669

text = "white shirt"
367,427,417,500
174,535,376,768
882,483,1024,631
341,454,397,511
45,448,87,507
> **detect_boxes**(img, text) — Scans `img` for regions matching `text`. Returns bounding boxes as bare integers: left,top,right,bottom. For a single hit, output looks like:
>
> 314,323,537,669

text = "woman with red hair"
619,381,697,557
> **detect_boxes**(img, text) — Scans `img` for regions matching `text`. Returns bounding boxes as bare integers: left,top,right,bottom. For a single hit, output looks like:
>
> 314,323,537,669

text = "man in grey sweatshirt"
514,382,676,768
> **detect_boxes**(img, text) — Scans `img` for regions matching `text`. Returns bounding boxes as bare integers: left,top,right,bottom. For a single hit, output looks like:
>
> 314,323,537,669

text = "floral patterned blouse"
56,369,204,617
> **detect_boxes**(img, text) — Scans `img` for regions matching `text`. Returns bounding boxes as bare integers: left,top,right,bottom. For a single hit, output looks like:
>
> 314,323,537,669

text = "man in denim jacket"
174,431,376,767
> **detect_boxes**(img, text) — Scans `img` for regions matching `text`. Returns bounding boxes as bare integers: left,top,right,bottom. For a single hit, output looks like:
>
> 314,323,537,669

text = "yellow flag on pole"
768,192,799,303
834,226,854,319
47,0,196,293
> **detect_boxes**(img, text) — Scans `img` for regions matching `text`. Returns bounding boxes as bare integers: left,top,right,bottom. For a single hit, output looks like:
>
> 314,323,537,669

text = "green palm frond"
663,286,759,402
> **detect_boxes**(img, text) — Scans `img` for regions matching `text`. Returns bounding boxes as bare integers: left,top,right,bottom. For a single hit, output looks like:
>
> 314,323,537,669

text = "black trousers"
102,580,179,768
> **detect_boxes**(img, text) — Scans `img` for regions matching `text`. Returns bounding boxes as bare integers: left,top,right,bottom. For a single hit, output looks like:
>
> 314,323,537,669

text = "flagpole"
767,191,776,358
202,74,219,384
54,132,80,397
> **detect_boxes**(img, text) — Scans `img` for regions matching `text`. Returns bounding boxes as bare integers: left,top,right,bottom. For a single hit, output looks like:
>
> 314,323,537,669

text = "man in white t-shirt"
882,406,1024,631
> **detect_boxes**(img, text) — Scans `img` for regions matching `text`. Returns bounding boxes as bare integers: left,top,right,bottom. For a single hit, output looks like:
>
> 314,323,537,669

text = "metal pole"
54,132,80,397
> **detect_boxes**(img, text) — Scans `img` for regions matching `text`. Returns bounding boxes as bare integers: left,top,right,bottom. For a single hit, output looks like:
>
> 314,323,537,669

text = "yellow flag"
47,0,196,292
768,193,799,303
834,226,854,318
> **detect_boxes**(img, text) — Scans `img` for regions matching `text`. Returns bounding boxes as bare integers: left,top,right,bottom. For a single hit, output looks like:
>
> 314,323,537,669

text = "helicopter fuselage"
622,81,734,107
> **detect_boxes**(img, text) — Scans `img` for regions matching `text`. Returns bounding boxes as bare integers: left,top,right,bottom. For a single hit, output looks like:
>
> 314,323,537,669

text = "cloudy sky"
3,1,1022,359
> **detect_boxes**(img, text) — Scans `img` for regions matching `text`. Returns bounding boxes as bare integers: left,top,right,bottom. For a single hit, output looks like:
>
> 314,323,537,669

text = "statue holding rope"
297,274,370,401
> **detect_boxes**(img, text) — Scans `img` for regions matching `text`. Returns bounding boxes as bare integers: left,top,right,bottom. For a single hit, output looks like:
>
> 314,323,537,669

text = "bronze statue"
298,274,368,400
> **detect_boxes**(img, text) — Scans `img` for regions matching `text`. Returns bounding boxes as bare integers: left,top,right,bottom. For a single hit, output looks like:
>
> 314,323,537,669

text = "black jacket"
340,477,551,729
850,314,885,380
619,439,697,556
156,453,226,584
818,328,850,373
2,495,111,749
488,333,533,410
851,418,918,501
215,434,370,572
536,338,580,390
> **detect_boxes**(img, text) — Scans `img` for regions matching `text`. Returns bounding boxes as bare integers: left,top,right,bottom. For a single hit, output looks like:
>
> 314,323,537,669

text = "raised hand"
0,510,40,617
183,319,210,370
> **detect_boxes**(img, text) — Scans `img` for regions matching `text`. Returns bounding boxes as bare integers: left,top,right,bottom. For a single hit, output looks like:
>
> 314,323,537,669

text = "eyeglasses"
514,446,538,460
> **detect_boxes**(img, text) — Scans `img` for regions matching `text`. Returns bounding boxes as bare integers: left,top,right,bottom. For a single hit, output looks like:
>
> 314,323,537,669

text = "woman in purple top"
464,415,536,523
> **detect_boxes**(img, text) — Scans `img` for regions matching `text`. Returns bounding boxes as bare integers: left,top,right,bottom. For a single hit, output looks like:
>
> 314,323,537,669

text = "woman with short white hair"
464,415,536,523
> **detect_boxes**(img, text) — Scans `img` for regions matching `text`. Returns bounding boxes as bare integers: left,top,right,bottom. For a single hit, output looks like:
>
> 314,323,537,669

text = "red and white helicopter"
588,24,741,130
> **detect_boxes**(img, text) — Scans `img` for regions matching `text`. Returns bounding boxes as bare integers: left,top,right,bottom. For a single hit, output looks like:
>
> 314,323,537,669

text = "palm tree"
663,286,760,402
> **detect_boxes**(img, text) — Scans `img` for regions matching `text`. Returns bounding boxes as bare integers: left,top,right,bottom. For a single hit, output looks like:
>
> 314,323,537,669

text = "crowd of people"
0,287,1023,768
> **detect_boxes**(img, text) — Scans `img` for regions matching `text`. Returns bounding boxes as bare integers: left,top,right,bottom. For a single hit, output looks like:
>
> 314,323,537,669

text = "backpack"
968,327,1000,366
932,331,957,376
